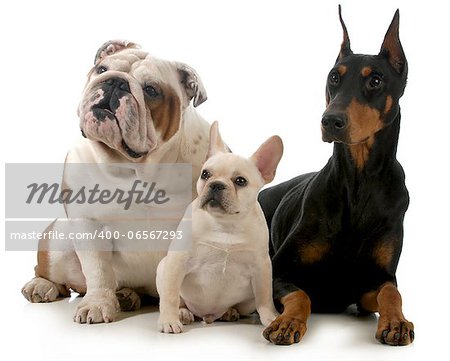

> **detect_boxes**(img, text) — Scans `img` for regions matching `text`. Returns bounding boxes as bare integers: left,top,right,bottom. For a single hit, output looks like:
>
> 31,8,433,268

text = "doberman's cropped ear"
336,5,353,62
94,40,140,65
379,10,407,75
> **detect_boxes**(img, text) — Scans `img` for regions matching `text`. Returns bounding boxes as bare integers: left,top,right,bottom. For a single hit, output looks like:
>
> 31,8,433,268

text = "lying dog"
156,122,283,333
259,7,414,346
21,40,211,324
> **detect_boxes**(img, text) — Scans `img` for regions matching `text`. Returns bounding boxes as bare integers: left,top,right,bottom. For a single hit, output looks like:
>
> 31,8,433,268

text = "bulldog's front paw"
263,315,307,345
22,277,62,303
73,290,119,324
376,315,414,346
158,314,184,334
116,287,141,311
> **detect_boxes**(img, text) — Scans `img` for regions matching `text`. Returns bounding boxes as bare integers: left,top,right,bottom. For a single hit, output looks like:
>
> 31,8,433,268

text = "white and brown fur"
21,40,211,324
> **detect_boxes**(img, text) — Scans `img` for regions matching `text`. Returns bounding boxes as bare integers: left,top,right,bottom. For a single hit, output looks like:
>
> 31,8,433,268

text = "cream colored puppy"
156,122,283,333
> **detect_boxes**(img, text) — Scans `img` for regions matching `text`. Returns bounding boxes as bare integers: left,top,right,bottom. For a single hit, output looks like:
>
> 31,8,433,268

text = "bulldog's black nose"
321,113,348,131
94,77,132,118
104,77,131,93
209,182,226,192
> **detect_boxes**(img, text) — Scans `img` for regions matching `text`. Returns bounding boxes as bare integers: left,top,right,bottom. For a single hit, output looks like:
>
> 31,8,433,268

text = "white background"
1,0,449,360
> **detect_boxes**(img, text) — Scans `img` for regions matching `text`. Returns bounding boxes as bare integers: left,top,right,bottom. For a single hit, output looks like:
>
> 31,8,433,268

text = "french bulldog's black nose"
321,113,348,130
104,77,131,93
209,182,226,192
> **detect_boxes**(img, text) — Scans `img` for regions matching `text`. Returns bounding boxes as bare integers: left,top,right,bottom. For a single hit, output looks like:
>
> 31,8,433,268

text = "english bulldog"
156,122,283,333
21,40,211,324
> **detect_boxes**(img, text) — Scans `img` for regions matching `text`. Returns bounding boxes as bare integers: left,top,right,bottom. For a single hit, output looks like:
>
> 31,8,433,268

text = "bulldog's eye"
234,176,247,187
201,170,211,180
368,74,383,89
329,71,340,85
144,85,160,98
96,66,108,74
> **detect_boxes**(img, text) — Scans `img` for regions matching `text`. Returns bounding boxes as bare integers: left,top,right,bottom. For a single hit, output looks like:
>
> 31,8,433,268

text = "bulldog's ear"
379,10,407,75
336,5,353,62
207,121,230,158
251,136,283,184
176,62,208,107
94,40,140,65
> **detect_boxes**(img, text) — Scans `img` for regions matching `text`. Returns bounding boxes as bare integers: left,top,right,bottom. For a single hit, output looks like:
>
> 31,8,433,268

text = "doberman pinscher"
259,6,414,346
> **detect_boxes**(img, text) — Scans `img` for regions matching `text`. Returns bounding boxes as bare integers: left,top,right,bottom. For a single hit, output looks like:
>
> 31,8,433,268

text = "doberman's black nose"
104,77,131,93
321,114,348,131
209,182,226,192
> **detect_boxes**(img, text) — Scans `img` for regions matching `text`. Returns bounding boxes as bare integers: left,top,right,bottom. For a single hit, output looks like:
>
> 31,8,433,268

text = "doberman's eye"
368,75,383,89
329,72,340,85
234,176,247,187
201,170,211,180
144,85,160,98
96,66,108,74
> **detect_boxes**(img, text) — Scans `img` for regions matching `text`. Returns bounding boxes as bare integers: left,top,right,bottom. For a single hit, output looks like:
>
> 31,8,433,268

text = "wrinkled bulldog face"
78,40,207,160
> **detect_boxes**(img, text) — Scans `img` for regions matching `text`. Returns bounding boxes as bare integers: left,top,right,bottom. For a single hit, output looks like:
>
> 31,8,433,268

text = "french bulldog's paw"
376,315,414,346
263,315,307,345
116,287,141,311
158,315,184,333
73,290,119,324
220,307,240,322
179,307,195,325
258,307,280,327
22,277,61,303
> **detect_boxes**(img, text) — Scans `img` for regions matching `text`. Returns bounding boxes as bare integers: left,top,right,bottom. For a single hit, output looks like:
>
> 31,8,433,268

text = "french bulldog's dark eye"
368,74,383,89
201,170,211,180
144,85,160,98
96,66,108,74
329,72,340,85
234,176,247,187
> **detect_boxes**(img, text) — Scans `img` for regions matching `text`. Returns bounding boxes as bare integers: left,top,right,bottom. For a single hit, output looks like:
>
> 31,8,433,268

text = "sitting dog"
21,40,211,324
259,7,414,346
156,122,283,333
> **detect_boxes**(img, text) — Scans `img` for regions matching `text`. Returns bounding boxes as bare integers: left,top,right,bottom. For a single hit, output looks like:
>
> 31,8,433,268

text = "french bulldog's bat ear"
336,5,353,62
94,40,140,65
251,136,284,184
207,121,230,158
379,10,407,75
176,63,208,107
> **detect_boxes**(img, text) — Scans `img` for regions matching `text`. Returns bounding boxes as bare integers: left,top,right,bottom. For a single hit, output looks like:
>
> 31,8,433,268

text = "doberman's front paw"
376,315,414,346
263,315,307,345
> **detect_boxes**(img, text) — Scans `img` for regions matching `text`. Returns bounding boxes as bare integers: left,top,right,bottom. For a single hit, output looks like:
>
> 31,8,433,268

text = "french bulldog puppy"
21,40,211,324
156,122,283,333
